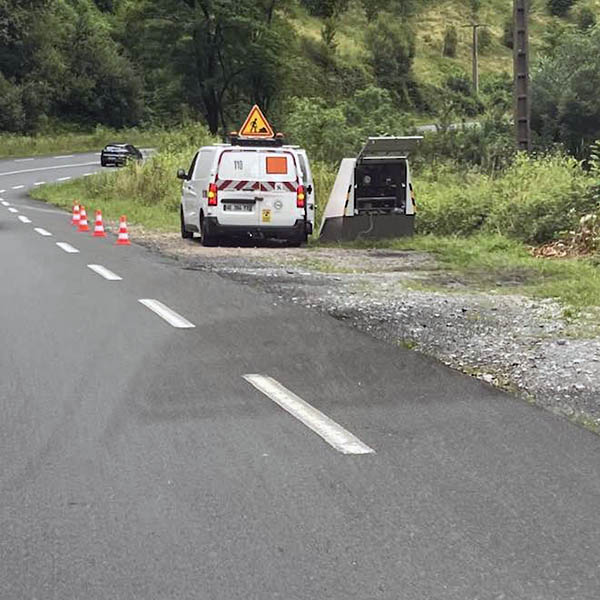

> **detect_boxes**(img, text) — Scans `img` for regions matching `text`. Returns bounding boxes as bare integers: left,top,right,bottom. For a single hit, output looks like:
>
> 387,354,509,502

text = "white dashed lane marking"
12,185,24,190
87,264,122,281
138,299,195,329
1,201,9,206
18,215,32,223
14,158,34,162
243,375,376,455
0,189,5,193
56,176,71,182
34,181,46,186
8,207,18,213
34,228,52,236
54,154,74,159
0,162,96,177
56,242,79,254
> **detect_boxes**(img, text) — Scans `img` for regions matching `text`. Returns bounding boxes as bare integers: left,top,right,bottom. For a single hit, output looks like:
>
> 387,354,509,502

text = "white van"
178,138,314,246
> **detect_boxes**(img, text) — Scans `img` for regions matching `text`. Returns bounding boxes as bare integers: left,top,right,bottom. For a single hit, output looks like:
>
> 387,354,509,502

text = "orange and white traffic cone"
92,210,106,237
116,215,131,246
78,206,90,232
72,202,80,227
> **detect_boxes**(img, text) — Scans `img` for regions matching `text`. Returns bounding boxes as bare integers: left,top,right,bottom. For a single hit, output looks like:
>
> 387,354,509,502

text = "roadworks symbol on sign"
239,105,274,138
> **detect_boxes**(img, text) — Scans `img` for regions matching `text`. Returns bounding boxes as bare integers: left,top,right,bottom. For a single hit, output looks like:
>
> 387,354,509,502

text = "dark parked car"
100,143,143,167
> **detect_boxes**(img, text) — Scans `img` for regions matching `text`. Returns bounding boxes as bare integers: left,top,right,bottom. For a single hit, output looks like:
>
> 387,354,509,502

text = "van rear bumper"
205,218,312,239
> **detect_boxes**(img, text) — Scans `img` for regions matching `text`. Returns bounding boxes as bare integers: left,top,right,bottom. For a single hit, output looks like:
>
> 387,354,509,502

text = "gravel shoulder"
136,229,600,433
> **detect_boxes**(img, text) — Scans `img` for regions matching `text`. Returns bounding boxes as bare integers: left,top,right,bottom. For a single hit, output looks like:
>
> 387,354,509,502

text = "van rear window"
218,151,296,181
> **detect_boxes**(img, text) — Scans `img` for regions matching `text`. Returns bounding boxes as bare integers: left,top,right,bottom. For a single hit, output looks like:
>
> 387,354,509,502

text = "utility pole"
514,0,531,151
472,24,480,94
463,22,486,94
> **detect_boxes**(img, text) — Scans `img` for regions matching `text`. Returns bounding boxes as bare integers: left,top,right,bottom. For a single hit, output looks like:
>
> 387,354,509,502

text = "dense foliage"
531,26,600,157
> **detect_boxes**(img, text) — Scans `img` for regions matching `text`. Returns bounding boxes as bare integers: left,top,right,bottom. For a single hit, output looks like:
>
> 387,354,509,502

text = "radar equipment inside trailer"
319,136,422,242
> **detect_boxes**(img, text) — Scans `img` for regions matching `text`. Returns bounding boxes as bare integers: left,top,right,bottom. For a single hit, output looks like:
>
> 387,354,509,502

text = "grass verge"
30,174,178,232
317,234,600,311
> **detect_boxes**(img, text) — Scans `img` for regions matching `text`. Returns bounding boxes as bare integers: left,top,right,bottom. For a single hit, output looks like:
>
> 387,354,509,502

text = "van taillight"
208,183,218,206
297,185,306,209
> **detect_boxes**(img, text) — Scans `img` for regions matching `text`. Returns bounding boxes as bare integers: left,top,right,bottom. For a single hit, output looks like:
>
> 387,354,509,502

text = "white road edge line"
34,227,52,236
54,154,74,159
8,207,18,213
138,299,195,329
243,374,375,455
87,264,122,281
0,162,97,177
15,158,34,162
56,176,71,182
83,172,94,177
34,181,46,186
12,185,24,190
18,215,32,223
56,242,79,254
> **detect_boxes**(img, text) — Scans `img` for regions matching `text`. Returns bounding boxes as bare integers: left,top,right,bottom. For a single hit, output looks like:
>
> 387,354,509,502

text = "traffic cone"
72,202,80,227
78,206,90,232
116,215,131,246
92,210,106,237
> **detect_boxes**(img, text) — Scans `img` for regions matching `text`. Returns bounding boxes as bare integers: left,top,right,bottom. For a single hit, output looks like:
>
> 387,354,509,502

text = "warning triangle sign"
239,105,275,138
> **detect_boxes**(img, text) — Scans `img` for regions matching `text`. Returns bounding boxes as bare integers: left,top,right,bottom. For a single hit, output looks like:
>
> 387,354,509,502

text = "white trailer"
319,136,422,242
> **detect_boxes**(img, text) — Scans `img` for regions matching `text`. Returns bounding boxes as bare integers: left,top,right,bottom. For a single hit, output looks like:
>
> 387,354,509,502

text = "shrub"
443,26,458,57
284,87,411,164
485,153,594,243
547,0,578,17
577,6,597,30
502,17,514,48
415,154,597,243
477,27,492,53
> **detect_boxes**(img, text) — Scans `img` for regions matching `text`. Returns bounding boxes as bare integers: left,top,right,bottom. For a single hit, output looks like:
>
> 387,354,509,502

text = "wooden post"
514,0,531,152
472,24,479,94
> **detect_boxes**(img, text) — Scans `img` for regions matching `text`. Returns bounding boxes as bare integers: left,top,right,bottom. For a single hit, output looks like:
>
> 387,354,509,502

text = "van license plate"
224,203,252,212
261,209,272,223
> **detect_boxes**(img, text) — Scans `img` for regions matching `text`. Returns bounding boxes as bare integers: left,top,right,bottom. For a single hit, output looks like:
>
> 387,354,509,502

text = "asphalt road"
1,152,599,600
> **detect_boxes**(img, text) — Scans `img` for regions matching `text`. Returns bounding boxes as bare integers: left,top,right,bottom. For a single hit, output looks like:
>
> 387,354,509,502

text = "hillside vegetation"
1,0,599,140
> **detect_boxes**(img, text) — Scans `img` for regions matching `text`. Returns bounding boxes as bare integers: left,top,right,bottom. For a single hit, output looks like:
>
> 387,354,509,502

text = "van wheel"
180,208,193,239
201,218,218,247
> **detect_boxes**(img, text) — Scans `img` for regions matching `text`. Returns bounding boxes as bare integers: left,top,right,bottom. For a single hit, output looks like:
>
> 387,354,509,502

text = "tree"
365,14,416,106
125,0,293,134
532,28,600,156
443,25,458,57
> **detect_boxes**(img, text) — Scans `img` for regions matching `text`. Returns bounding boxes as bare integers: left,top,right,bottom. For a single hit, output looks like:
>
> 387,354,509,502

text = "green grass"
0,126,165,160
30,175,178,231
318,234,600,310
